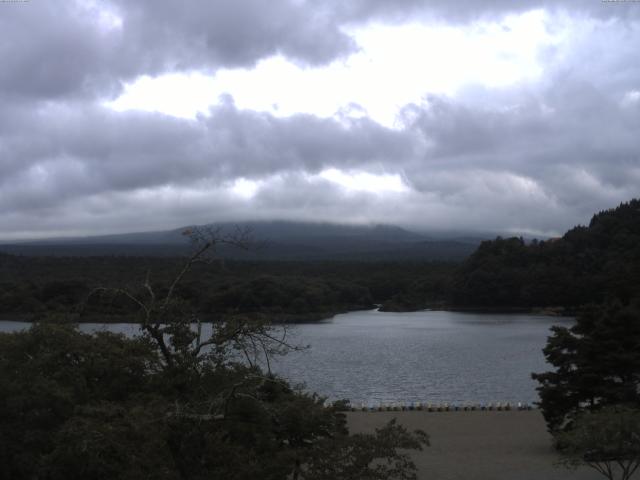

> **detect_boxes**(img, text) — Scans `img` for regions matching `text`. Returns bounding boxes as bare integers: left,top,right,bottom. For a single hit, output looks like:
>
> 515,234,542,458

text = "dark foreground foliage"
0,323,428,480
0,227,429,479
532,301,640,433
555,406,640,480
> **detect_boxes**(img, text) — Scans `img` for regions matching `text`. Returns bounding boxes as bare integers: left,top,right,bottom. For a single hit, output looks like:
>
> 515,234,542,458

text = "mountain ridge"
0,220,488,261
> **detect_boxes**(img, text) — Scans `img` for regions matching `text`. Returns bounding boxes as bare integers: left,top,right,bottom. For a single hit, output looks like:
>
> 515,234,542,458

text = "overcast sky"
1,0,639,240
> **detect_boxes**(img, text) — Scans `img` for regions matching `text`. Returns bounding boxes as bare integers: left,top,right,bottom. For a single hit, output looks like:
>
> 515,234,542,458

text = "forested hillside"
451,199,640,309
0,256,453,321
1,199,638,319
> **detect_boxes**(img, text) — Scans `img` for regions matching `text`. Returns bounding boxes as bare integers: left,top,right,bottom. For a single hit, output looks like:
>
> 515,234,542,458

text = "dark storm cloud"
0,3,118,100
198,98,415,178
0,0,356,101
112,0,356,68
3,0,636,102
1,0,635,103
402,77,640,219
0,98,414,216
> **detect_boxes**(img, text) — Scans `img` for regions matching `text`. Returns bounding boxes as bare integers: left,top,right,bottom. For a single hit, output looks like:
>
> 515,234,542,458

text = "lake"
0,309,571,406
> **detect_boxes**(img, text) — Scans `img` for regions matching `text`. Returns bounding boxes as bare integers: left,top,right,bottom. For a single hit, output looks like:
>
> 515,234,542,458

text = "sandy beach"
347,410,604,480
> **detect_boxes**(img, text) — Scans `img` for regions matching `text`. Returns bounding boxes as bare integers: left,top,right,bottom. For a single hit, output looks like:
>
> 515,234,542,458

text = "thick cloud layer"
3,1,636,102
0,1,356,101
1,0,639,239
335,0,640,23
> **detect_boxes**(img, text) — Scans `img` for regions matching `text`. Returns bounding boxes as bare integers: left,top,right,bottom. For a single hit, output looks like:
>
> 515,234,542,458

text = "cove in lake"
0,309,571,405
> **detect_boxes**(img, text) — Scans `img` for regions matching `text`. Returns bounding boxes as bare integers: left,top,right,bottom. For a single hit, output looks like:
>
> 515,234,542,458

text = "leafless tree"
89,225,302,371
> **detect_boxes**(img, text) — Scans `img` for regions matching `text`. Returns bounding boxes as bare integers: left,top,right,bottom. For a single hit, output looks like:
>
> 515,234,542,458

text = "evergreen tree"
532,301,640,432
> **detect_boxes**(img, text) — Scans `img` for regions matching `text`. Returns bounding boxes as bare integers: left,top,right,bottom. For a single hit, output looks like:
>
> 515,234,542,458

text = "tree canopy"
532,301,640,432
0,228,429,480
555,406,640,480
452,199,640,309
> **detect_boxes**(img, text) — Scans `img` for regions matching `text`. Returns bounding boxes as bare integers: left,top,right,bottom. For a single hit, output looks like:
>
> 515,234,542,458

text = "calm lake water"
0,309,571,405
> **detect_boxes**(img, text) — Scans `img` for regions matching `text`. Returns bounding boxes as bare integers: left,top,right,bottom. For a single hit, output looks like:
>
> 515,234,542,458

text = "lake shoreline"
381,304,577,317
0,310,351,324
0,304,576,324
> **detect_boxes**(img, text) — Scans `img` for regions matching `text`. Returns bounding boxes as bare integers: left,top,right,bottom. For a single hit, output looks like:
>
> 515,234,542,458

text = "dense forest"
451,199,640,310
0,199,638,321
0,256,453,322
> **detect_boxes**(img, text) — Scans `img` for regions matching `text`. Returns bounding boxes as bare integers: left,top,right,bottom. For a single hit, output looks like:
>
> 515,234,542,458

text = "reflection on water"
0,309,572,405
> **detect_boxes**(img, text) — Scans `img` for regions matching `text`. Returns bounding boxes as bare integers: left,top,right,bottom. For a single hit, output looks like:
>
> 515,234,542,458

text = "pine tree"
532,301,640,432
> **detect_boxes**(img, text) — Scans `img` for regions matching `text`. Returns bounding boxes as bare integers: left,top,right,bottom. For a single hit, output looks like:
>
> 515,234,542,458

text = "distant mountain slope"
8,221,424,245
451,198,640,308
0,221,481,261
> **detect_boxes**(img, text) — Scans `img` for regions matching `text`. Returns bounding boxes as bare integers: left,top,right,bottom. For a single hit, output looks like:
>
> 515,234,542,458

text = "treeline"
2,199,638,319
0,256,454,321
451,199,640,309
